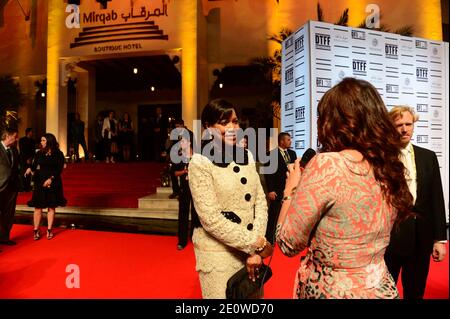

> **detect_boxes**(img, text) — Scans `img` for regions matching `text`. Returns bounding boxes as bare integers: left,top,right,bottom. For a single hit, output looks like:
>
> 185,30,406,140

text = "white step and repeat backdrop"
281,21,449,222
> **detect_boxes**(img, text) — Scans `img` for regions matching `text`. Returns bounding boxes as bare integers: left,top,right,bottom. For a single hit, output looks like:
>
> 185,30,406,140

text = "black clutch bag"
226,263,272,299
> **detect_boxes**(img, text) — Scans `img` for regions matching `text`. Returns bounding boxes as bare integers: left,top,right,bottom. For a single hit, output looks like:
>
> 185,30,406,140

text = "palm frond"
335,8,349,26
357,20,366,29
268,27,293,43
317,2,323,22
393,25,414,37
280,27,293,40
377,24,391,33
250,56,277,82
268,33,282,44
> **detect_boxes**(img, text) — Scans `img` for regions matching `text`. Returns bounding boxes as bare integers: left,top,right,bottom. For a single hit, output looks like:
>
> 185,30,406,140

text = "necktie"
6,148,13,166
284,150,291,163
401,147,416,204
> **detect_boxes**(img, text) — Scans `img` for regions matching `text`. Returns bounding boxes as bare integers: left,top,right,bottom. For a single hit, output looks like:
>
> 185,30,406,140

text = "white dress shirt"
400,142,417,205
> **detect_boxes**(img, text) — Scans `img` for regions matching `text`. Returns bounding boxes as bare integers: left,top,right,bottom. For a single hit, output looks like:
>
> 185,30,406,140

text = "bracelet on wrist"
283,187,297,198
255,237,267,253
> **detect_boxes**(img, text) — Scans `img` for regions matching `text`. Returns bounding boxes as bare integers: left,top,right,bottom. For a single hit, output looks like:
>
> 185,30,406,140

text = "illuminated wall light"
219,83,223,88
133,67,138,74
151,86,155,91
41,92,46,97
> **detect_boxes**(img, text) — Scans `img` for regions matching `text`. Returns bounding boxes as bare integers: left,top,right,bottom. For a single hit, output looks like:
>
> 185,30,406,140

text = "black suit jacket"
19,136,36,163
0,143,20,193
265,148,297,199
388,144,447,255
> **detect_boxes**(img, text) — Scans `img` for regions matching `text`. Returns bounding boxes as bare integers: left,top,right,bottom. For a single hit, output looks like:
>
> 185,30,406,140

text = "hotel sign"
63,0,175,55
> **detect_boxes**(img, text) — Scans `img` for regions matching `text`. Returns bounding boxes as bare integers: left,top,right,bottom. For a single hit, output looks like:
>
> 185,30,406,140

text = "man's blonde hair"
388,105,419,123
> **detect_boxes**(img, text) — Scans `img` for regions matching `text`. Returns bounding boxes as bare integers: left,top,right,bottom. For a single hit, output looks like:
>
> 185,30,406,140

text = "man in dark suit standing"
18,127,35,191
385,106,447,299
71,112,89,162
264,132,297,244
0,126,20,246
150,107,168,162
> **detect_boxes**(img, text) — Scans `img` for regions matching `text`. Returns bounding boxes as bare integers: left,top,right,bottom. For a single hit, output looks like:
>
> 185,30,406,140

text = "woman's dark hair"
201,99,236,129
179,128,194,146
41,133,59,153
317,77,413,228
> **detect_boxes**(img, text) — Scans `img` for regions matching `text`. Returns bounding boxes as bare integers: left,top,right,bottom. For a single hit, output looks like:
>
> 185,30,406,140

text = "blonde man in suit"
385,105,447,299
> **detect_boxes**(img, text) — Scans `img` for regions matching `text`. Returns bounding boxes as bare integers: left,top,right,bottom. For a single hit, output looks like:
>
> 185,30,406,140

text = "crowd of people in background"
88,107,178,164
8,107,251,169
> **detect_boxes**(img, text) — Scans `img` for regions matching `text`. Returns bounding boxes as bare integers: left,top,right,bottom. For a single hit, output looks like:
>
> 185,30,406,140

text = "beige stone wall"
0,0,48,76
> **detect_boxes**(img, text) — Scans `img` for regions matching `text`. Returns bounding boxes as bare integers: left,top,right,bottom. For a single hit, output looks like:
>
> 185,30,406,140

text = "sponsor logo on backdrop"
295,75,305,87
295,140,306,150
295,35,304,53
285,37,294,49
401,43,414,53
432,47,438,55
352,30,366,40
416,135,428,143
404,77,411,86
352,59,367,76
285,101,294,111
315,33,331,51
433,110,440,118
415,40,427,49
386,84,399,93
338,70,346,79
369,37,382,53
334,33,349,44
385,43,398,59
316,77,332,88
417,104,428,112
370,75,383,86
431,81,442,89
372,38,379,47
285,67,294,84
416,67,428,82
295,106,306,123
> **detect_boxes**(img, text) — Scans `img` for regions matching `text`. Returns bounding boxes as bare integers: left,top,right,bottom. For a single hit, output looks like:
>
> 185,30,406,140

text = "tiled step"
138,193,178,210
156,187,173,194
15,204,179,220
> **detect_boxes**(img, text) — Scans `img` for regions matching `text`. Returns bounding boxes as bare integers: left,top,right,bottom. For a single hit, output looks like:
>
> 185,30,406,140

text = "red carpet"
16,162,165,208
0,225,447,299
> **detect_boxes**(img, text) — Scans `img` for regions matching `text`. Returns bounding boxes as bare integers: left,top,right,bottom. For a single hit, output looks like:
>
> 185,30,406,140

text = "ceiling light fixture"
219,83,223,89
151,86,155,91
133,68,138,74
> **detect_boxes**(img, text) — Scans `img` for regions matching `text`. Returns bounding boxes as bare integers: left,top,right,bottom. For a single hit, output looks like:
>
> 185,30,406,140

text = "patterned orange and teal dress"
276,151,399,299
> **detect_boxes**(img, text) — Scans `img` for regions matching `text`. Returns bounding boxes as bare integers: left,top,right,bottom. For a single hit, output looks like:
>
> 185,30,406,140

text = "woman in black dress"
25,133,66,240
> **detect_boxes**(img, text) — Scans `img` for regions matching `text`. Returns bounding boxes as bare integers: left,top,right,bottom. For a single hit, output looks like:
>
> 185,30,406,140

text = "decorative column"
179,0,198,131
46,0,66,151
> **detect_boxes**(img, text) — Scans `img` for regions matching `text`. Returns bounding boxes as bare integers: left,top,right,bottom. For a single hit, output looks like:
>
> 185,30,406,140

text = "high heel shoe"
33,229,40,240
47,229,54,240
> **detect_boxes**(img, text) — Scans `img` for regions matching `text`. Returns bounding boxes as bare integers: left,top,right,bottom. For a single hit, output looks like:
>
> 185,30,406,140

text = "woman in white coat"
188,99,273,298
102,111,118,163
